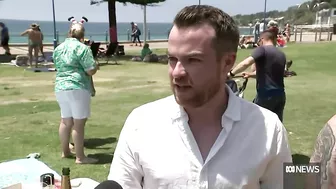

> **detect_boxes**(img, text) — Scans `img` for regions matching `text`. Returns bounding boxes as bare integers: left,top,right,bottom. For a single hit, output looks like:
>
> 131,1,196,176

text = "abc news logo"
285,164,320,174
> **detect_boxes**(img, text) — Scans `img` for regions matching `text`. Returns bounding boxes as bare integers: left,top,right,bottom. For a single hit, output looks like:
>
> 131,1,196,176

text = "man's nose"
172,62,187,78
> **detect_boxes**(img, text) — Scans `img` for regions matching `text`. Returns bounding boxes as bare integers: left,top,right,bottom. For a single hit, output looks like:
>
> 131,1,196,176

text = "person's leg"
4,45,11,55
71,89,97,164
134,35,138,46
72,118,87,160
1,38,11,55
72,118,97,163
55,91,74,158
253,96,276,112
254,33,258,43
137,36,141,46
131,35,136,46
273,95,286,122
40,43,45,59
28,46,33,67
33,46,39,68
255,95,285,122
59,118,74,157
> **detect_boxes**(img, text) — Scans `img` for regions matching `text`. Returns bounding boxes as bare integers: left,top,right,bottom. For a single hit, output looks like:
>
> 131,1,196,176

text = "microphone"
94,180,123,189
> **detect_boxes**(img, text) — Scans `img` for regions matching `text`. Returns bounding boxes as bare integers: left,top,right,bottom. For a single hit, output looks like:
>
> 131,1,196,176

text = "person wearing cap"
53,22,99,164
131,23,142,46
267,20,279,35
21,23,43,67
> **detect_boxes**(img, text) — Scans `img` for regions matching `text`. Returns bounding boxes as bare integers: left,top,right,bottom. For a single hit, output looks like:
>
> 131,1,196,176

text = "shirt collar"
170,85,241,125
66,37,80,42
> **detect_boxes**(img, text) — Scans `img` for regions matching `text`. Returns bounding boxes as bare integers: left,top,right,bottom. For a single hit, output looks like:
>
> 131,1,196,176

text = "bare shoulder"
310,120,336,162
308,115,336,189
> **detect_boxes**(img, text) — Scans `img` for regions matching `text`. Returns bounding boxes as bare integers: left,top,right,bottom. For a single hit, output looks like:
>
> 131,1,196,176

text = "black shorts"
253,94,286,122
1,37,9,47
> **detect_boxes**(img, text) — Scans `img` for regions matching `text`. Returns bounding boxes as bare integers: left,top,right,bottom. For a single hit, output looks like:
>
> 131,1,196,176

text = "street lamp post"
263,0,267,31
143,5,147,44
198,0,201,5
52,0,57,49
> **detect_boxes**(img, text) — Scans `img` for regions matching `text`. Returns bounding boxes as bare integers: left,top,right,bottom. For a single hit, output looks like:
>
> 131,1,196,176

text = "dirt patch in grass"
0,83,168,105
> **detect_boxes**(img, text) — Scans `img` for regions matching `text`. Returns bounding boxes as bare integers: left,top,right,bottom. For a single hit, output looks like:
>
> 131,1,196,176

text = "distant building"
314,8,336,26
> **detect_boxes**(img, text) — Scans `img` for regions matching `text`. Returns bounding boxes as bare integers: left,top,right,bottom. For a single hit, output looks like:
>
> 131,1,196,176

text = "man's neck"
185,87,228,125
263,42,274,46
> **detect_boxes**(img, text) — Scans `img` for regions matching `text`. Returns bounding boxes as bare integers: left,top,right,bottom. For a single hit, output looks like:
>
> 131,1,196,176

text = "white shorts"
55,89,91,119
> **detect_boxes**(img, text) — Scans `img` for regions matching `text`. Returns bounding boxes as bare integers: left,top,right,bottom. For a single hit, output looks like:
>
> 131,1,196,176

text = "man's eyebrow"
167,51,204,57
186,51,203,57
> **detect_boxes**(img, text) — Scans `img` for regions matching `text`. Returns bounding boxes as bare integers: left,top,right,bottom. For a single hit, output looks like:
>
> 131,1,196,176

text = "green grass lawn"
0,43,335,186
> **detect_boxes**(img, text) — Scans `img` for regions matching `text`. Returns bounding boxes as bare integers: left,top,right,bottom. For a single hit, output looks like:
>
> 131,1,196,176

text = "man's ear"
221,52,236,71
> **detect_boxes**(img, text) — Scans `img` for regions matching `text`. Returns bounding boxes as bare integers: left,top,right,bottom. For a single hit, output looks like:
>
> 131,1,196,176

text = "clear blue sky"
0,0,307,23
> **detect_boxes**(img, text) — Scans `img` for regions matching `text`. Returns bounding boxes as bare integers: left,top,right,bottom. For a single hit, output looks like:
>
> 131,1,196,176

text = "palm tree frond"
96,0,165,6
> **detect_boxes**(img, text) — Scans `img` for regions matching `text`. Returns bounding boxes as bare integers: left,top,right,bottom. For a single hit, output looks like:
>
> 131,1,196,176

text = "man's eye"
189,58,201,62
168,57,178,63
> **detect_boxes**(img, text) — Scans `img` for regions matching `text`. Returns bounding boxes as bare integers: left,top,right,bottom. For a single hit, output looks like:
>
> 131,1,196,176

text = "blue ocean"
2,19,253,44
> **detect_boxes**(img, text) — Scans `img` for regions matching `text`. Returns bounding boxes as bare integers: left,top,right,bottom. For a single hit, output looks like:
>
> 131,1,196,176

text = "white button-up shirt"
108,87,292,189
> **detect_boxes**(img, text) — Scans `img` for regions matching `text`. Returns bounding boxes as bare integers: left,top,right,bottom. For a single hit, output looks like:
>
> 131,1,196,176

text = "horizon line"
1,18,173,24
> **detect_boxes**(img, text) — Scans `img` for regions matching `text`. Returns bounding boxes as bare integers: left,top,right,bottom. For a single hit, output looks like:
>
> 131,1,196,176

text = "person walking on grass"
53,22,98,164
131,24,141,47
229,29,287,122
0,22,11,55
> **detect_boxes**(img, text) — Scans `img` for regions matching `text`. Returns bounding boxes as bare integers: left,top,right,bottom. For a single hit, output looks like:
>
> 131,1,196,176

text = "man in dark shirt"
0,22,11,55
228,30,286,121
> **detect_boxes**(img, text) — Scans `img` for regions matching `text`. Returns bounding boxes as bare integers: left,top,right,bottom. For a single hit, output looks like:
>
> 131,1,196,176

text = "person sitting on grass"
132,43,158,62
239,35,258,49
141,43,152,59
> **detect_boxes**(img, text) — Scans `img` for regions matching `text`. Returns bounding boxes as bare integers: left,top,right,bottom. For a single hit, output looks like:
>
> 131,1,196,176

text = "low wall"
8,39,168,47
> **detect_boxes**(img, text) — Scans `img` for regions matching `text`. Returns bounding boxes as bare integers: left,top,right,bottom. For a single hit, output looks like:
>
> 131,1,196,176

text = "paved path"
0,41,168,56
1,33,335,57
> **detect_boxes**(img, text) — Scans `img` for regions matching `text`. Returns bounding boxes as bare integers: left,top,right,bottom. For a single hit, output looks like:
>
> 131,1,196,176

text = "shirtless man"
21,23,43,67
305,115,336,189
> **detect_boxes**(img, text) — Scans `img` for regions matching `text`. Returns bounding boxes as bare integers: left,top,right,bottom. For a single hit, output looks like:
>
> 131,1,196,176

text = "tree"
90,0,166,43
233,0,336,25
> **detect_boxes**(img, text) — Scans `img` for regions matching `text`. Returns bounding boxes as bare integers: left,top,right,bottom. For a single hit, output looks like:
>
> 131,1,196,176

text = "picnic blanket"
0,158,99,189
0,158,61,188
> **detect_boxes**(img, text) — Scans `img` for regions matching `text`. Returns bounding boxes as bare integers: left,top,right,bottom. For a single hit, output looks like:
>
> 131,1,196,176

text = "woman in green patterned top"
53,23,98,164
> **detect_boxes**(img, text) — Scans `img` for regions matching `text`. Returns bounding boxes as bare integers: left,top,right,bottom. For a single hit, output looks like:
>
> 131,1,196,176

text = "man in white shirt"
108,5,292,189
253,20,260,43
260,20,265,33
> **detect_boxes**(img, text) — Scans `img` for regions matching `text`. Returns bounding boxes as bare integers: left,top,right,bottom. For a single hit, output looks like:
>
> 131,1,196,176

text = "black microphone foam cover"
94,180,123,189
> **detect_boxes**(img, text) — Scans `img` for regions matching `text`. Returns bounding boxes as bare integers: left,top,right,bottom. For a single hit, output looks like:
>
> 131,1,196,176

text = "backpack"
137,29,141,35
